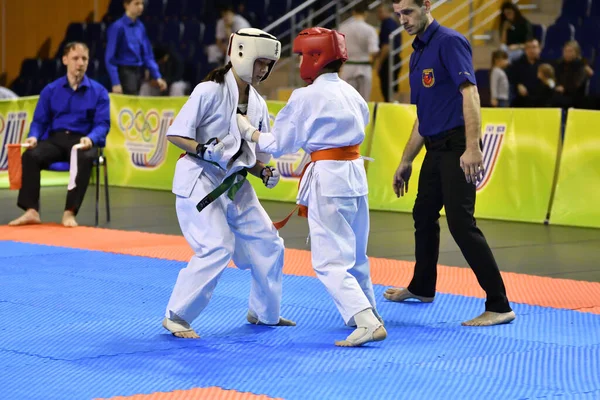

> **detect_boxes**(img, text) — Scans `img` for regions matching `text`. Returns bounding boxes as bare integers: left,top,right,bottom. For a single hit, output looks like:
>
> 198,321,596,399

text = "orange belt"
273,144,361,230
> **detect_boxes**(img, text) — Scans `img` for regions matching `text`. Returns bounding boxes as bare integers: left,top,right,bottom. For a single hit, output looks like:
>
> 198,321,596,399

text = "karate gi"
258,73,376,325
165,70,285,325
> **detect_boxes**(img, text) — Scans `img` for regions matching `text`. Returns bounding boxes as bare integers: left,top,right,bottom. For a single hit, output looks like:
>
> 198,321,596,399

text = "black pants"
18,131,97,215
408,127,512,313
118,66,143,95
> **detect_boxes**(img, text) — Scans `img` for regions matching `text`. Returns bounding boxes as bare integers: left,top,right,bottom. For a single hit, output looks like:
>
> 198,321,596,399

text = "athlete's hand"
237,114,258,142
198,138,225,162
261,166,280,189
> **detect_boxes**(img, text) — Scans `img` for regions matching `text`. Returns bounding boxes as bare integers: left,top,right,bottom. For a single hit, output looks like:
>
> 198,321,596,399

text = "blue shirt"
409,20,477,137
28,76,111,147
105,14,161,86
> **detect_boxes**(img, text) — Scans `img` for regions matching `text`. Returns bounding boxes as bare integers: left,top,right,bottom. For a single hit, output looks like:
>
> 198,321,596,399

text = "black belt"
423,126,465,144
345,61,372,65
50,130,84,136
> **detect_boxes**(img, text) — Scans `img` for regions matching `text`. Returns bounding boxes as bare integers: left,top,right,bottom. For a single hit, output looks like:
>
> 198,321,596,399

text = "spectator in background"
339,2,380,101
499,1,533,62
8,42,110,228
140,45,189,97
509,38,542,107
375,2,401,102
215,5,251,64
554,40,594,109
529,63,561,107
490,50,510,107
105,0,167,95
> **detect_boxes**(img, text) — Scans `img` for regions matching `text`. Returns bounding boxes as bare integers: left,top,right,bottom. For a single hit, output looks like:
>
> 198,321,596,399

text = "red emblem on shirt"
422,68,435,88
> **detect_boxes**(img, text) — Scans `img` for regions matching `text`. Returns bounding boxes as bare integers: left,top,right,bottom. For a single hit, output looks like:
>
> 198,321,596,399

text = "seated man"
9,42,110,227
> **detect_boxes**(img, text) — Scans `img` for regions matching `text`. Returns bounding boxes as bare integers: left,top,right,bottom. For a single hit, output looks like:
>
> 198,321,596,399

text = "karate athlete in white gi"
162,28,295,339
237,27,387,347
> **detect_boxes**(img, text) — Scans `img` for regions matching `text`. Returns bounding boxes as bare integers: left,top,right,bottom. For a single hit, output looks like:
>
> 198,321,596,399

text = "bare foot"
383,287,434,303
247,311,296,326
62,211,78,227
8,209,41,226
335,325,387,347
462,311,516,327
162,317,200,339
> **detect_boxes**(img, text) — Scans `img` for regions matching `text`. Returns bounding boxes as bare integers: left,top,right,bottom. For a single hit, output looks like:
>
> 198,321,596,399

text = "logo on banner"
267,112,310,180
0,112,28,171
118,108,175,169
477,123,506,192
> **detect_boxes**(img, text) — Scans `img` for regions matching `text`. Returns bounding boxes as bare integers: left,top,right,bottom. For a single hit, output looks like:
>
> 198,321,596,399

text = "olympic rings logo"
118,109,162,143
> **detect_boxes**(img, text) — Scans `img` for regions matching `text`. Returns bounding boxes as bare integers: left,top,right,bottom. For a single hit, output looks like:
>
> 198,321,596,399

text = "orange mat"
98,387,281,400
2,224,599,314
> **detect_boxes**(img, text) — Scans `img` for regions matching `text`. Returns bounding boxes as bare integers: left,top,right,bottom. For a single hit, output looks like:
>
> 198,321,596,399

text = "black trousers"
118,65,143,95
18,131,97,215
407,127,512,313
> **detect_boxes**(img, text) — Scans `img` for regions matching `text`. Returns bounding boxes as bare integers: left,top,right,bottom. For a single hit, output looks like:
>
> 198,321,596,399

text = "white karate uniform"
257,73,376,325
165,70,285,325
338,17,379,101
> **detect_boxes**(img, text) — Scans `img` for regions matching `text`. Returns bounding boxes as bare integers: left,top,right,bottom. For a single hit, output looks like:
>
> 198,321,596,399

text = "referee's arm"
461,83,482,151
440,35,484,184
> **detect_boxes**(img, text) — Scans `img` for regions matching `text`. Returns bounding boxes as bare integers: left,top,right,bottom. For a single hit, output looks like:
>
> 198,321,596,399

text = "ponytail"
202,61,233,84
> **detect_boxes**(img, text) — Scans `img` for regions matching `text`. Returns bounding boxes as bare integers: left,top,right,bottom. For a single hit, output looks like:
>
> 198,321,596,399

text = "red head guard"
293,27,348,84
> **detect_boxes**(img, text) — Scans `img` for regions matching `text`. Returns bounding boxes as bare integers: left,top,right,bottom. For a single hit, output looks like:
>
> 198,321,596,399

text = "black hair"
202,61,233,84
499,2,526,34
322,59,344,74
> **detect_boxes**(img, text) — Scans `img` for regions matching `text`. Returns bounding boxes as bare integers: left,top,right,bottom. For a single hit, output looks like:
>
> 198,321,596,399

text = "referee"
383,0,515,327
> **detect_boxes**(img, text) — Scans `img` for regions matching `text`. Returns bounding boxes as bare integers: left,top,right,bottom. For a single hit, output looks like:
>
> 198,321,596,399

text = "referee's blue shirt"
409,20,477,137
28,76,111,147
105,14,162,86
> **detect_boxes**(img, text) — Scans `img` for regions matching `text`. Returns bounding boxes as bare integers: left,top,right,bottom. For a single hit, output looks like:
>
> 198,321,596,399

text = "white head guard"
228,28,281,84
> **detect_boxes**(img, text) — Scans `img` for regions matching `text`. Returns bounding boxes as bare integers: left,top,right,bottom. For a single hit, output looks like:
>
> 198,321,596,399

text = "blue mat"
0,241,599,400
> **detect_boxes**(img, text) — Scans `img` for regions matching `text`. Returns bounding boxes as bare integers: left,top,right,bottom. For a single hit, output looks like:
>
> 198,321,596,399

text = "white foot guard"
347,309,384,328
383,287,434,303
335,325,387,347
246,311,296,326
162,317,200,339
336,308,387,347
462,311,516,327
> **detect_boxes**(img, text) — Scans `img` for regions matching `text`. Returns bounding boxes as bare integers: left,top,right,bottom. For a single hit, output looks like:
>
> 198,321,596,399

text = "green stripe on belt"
196,169,248,212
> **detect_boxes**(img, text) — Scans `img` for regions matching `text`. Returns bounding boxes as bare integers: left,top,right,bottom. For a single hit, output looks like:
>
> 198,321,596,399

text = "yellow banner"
249,101,378,202
106,94,186,191
550,109,600,228
0,97,71,189
367,105,562,223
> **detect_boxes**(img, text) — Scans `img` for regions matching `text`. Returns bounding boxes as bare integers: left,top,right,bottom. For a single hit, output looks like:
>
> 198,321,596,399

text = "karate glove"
237,114,258,142
261,166,280,189
197,138,224,162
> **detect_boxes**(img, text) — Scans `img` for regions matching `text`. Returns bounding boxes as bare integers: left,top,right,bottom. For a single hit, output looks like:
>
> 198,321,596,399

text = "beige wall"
1,0,111,84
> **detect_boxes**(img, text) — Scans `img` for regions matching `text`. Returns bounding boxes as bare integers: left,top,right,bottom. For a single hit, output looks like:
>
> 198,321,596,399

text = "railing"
261,0,539,100
262,0,368,87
